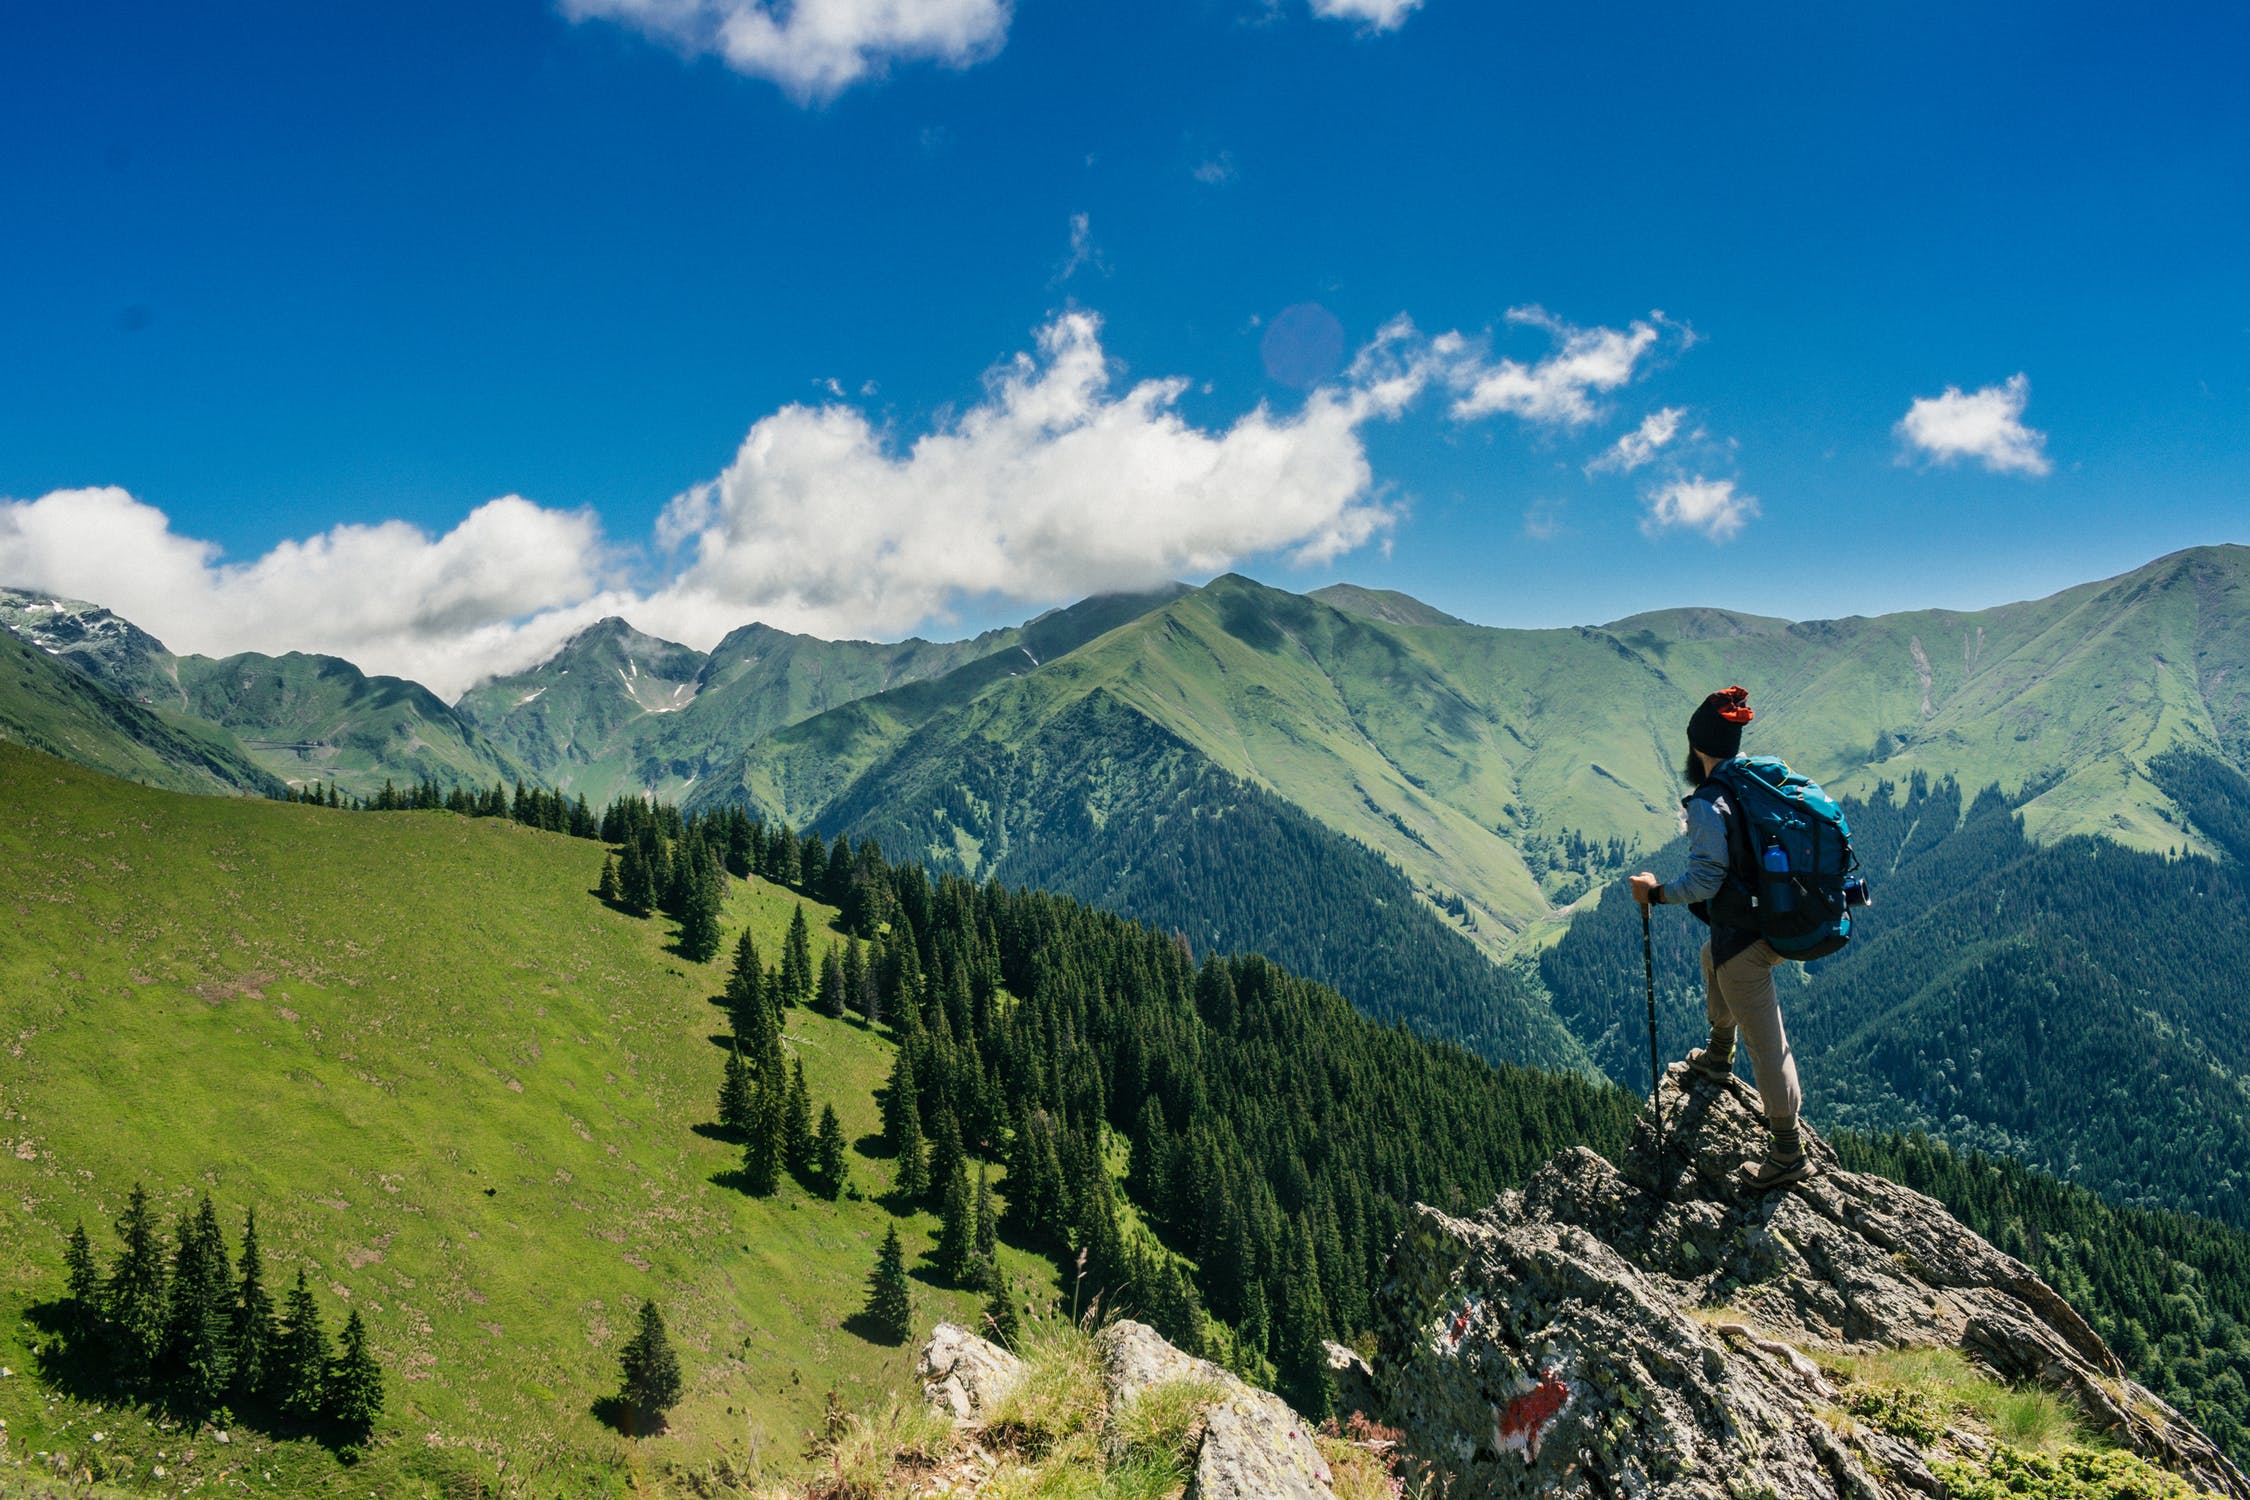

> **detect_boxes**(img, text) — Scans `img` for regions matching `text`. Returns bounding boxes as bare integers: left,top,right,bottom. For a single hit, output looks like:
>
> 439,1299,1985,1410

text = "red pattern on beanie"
1708,686,1754,725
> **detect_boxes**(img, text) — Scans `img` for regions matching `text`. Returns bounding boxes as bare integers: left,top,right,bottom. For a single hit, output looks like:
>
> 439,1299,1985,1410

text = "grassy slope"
0,744,1047,1497
0,630,280,799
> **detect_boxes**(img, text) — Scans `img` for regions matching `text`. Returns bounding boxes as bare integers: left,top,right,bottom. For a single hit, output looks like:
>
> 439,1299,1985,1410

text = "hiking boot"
1684,1045,1735,1083
1738,1123,1814,1190
1736,1151,1814,1190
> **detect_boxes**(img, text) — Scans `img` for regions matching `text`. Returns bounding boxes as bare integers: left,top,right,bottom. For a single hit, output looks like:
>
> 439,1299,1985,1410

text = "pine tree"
780,905,814,1007
935,1158,974,1281
276,1269,332,1424
783,1057,814,1176
725,930,765,1030
679,855,723,962
1274,1222,1334,1421
717,1045,754,1138
816,944,846,1018
894,1102,929,1201
743,1078,785,1197
106,1182,168,1384
597,853,621,904
815,1104,847,1200
616,1299,683,1434
325,1309,384,1432
843,937,872,1022
618,841,654,915
165,1195,235,1411
927,1104,965,1210
232,1207,277,1401
974,1163,997,1268
862,1225,912,1345
64,1220,102,1345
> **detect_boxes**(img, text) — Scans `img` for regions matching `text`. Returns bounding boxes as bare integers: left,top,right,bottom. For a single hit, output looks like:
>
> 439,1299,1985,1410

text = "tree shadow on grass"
690,1121,741,1146
853,1132,895,1160
841,1310,906,1348
591,1394,667,1438
908,1262,970,1293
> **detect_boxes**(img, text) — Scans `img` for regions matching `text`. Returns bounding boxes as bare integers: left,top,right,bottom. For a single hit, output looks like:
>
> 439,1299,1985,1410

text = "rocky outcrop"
917,1321,1025,1421
1095,1320,1336,1500
1371,1065,2250,1499
916,1319,1338,1500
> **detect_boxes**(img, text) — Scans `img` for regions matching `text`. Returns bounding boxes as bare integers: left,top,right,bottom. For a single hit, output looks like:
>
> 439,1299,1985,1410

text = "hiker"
1627,686,1811,1190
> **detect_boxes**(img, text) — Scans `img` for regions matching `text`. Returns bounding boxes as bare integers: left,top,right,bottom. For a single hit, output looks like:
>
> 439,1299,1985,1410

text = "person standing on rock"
1627,686,1812,1190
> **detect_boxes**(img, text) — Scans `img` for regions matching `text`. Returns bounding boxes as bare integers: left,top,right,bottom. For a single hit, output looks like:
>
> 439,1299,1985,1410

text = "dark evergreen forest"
819,690,1584,1069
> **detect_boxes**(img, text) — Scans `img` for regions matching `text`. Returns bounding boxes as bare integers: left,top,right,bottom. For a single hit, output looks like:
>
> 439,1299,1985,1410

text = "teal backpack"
1702,756,1866,961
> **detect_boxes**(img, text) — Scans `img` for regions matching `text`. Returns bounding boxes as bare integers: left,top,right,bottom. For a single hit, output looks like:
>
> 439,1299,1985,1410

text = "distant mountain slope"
1,586,525,797
0,627,283,796
456,587,1189,804
704,545,2250,955
815,686,1590,1069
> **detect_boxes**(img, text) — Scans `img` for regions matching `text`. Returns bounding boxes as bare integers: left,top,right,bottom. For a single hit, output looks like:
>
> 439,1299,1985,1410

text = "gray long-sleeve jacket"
1658,789,1734,907
1658,781,1762,963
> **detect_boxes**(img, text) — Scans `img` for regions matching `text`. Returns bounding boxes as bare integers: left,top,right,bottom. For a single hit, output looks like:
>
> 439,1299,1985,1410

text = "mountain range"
4,545,2247,1135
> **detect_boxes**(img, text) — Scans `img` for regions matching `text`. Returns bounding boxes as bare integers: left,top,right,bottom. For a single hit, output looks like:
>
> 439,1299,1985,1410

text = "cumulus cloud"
559,0,1011,103
0,488,613,698
1308,0,1424,30
641,309,1423,645
1641,476,1758,541
1895,372,2051,476
2,311,1439,698
1443,307,1673,427
1586,406,1688,475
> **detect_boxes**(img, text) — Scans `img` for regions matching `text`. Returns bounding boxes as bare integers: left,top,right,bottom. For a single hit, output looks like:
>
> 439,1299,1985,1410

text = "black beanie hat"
1688,685,1754,759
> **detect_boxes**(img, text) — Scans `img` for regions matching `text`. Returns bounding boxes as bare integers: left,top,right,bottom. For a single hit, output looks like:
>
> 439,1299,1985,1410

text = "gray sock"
1770,1124,1804,1163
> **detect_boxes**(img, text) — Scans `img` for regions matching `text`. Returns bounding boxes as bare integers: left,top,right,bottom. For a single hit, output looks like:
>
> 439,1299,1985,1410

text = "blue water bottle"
1762,842,1795,915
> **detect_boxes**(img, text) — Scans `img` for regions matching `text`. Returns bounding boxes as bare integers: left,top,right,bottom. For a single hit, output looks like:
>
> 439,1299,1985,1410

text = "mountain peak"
1308,581,1468,628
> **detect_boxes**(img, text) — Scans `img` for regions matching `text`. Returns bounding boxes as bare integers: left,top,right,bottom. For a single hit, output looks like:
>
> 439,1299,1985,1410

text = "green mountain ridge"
0,587,527,798
694,545,2250,953
0,627,283,797
453,587,1190,806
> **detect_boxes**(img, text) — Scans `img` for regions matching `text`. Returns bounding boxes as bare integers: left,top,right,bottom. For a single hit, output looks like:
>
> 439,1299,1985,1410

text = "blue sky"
2,0,2244,693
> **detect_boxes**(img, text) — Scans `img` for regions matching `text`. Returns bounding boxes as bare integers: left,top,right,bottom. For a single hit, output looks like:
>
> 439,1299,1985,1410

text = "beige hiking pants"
1700,939,1801,1131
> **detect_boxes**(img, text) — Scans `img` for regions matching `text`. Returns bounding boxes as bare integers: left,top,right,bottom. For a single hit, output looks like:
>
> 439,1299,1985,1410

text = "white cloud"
1192,152,1238,186
1586,406,1687,475
1444,307,1670,426
1057,212,1104,281
642,309,1423,645
1895,372,2051,476
1308,0,1423,31
559,0,1011,103
0,488,612,698
1641,475,1758,541
2,311,1437,698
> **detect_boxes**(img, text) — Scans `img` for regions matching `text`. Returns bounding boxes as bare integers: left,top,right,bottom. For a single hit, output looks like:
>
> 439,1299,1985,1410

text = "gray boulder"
1095,1319,1338,1500
1371,1065,2250,1499
917,1321,1024,1422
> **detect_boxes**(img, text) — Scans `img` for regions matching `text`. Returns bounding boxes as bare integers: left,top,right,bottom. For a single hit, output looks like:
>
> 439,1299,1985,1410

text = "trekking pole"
1642,901,1664,1183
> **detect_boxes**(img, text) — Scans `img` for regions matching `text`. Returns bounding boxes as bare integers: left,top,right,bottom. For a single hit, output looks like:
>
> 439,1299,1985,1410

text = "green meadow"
0,743,1051,1497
